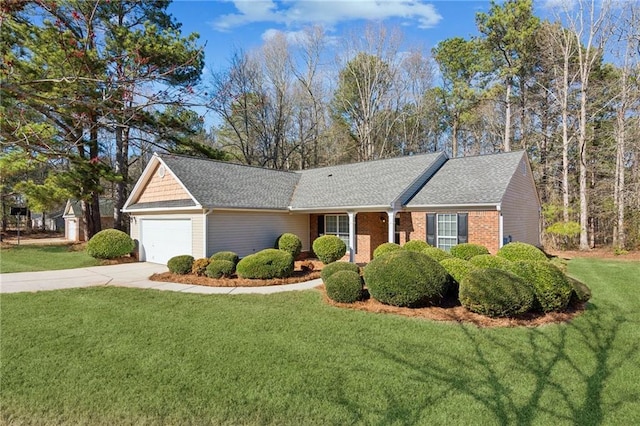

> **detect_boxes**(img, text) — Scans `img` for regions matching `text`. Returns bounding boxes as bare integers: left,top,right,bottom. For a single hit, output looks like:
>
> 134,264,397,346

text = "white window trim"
436,213,458,251
325,214,350,246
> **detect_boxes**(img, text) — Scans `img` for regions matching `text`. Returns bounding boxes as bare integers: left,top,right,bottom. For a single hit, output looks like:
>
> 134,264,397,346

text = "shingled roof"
406,151,526,207
158,155,299,210
125,150,529,212
290,152,446,210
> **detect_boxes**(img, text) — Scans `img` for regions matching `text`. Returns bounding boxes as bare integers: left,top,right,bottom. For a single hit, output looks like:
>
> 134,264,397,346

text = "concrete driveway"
0,262,322,295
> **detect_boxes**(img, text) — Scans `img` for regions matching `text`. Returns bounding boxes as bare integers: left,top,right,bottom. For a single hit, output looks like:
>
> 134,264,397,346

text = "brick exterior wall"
136,163,191,204
310,209,501,263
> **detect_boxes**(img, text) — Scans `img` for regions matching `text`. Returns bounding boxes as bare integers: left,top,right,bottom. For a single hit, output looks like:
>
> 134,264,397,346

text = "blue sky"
168,0,495,74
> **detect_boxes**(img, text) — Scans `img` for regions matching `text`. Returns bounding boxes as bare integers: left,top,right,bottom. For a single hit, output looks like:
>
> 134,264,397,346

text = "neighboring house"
31,210,65,231
123,151,541,265
63,199,114,241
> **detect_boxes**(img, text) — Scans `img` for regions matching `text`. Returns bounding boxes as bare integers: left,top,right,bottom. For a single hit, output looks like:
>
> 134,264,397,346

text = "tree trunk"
578,90,589,251
114,125,129,231
613,74,627,249
503,78,512,152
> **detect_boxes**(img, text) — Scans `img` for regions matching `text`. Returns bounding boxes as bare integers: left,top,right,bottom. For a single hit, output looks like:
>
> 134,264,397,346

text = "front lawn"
1,258,639,425
0,244,100,273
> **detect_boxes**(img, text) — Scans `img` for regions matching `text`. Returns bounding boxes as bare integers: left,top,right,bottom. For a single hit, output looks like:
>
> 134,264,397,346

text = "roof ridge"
296,151,443,173
156,152,299,176
447,150,525,161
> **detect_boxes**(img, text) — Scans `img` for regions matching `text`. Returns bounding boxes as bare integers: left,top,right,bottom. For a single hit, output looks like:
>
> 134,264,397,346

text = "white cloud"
213,0,442,31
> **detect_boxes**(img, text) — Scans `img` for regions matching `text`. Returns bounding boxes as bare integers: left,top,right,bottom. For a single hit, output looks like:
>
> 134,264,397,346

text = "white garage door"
141,219,192,264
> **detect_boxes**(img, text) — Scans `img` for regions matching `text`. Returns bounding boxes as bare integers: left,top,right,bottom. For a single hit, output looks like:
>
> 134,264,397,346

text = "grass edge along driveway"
1,258,639,425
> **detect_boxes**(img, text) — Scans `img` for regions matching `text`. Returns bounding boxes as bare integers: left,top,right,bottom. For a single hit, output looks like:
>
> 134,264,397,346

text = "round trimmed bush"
210,251,239,265
373,242,402,259
363,250,449,307
402,240,430,252
205,259,236,278
509,261,572,312
568,276,592,305
236,249,294,279
459,268,535,317
312,235,347,264
321,261,360,282
86,229,135,259
450,243,489,260
167,255,194,275
497,242,547,262
421,246,453,262
440,257,477,286
470,254,513,270
276,233,302,259
325,270,363,303
191,258,210,276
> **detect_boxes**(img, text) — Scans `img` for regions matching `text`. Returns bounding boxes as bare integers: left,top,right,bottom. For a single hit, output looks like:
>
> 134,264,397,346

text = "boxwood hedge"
276,233,302,259
312,235,347,264
459,268,535,317
363,250,449,307
373,242,402,258
86,229,135,259
205,259,236,278
236,249,294,279
497,242,547,262
402,240,430,252
210,251,239,265
450,243,489,260
325,270,363,304
167,255,195,275
321,261,360,282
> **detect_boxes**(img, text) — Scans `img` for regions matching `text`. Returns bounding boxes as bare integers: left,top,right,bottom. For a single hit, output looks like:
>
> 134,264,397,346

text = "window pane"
326,215,337,233
338,215,349,233
437,214,457,251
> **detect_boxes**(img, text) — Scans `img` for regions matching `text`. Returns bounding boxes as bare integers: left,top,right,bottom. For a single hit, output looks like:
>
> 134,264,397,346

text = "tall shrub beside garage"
86,229,135,259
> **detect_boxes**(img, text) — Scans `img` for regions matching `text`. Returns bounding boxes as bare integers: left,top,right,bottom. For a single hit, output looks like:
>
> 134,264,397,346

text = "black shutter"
426,213,435,246
457,213,468,244
317,215,324,236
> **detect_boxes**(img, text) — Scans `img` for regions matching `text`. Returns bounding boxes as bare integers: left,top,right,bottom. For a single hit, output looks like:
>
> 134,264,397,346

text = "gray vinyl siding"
129,211,205,258
207,211,310,258
500,157,541,247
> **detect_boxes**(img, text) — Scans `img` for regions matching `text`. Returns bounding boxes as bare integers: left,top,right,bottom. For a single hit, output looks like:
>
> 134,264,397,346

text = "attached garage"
140,219,192,264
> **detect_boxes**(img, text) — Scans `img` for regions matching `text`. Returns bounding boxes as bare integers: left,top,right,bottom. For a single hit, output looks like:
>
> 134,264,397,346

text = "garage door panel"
141,219,192,264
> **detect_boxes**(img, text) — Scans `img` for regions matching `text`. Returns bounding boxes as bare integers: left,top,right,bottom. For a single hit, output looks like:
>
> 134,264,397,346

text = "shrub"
421,246,453,262
440,258,477,286
568,276,592,305
236,249,294,279
402,240,430,252
373,242,402,259
459,268,535,318
86,229,135,259
312,235,347,264
450,243,489,260
210,251,239,265
167,255,194,275
321,261,360,282
509,261,572,312
469,254,513,270
205,259,236,278
363,250,449,307
325,270,363,304
497,242,548,262
276,233,302,259
191,258,210,276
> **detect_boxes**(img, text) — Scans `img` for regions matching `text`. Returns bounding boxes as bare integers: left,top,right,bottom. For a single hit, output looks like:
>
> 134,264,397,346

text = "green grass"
0,244,99,273
1,259,639,425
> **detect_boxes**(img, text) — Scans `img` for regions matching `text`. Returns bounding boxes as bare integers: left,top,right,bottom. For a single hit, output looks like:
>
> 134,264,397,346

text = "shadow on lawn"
361,303,638,426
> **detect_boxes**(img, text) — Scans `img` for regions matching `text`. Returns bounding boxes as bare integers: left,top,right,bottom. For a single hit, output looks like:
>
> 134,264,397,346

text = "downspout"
203,209,214,257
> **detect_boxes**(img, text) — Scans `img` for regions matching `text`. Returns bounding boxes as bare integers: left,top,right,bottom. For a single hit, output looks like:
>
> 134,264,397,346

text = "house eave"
123,206,204,214
404,203,501,211
288,205,393,213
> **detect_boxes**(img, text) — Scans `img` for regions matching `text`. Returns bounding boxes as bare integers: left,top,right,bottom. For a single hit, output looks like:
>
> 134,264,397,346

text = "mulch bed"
320,286,586,328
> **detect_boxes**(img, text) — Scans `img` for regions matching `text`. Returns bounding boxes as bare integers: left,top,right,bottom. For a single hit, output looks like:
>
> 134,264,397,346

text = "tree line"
1,0,638,250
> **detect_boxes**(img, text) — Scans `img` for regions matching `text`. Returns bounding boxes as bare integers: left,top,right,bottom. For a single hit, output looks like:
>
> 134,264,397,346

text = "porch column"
387,210,396,243
348,211,356,263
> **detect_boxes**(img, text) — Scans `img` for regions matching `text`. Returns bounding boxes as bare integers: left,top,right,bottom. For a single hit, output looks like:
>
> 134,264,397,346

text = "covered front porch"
310,211,417,263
